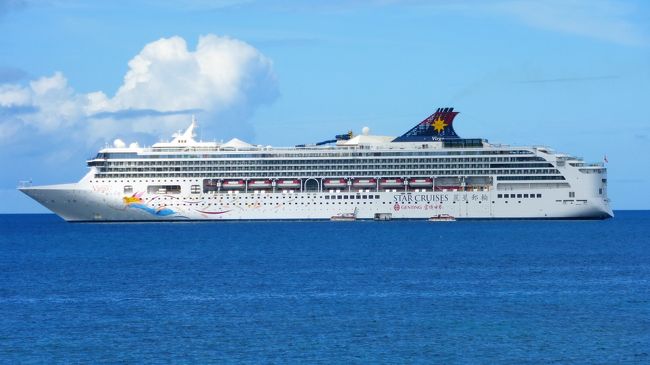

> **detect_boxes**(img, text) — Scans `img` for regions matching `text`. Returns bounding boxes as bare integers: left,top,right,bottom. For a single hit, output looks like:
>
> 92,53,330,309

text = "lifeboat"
408,177,433,188
379,178,404,188
276,179,301,189
248,179,272,189
221,179,245,189
352,178,376,188
323,178,347,188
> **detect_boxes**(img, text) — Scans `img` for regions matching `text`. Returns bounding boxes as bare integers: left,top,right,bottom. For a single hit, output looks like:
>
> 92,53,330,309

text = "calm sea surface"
1,212,649,363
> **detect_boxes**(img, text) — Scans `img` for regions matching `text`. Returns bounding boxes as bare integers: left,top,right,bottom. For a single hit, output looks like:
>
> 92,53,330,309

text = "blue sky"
0,0,648,212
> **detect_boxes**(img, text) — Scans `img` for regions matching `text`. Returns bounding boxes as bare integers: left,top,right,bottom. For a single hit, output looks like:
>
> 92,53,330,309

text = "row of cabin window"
98,150,536,160
102,158,548,166
325,195,380,200
99,167,559,175
153,200,500,207
100,169,562,178
498,193,542,199
157,201,381,207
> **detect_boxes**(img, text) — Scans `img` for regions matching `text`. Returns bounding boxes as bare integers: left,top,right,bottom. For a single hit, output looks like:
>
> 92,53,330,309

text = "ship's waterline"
20,108,613,221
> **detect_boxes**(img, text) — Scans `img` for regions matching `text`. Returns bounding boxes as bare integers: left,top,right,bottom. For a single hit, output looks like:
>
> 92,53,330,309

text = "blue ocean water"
1,212,649,363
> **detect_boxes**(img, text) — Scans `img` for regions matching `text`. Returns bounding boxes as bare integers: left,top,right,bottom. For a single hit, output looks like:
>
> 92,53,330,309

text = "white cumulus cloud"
0,34,278,144
93,34,276,114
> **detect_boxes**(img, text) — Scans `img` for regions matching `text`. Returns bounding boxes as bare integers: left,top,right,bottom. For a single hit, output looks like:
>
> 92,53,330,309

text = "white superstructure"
20,108,613,221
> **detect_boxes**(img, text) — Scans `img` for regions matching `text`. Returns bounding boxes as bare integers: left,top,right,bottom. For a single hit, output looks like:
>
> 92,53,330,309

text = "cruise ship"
20,107,613,221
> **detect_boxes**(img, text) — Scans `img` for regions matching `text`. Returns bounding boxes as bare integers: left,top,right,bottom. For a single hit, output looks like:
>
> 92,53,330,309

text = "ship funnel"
392,107,460,142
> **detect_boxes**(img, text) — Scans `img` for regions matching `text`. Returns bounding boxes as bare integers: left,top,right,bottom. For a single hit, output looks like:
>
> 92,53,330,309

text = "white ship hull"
20,182,613,222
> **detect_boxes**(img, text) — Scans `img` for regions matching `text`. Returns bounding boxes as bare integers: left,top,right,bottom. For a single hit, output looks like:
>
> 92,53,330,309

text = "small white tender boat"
428,214,456,222
331,208,358,221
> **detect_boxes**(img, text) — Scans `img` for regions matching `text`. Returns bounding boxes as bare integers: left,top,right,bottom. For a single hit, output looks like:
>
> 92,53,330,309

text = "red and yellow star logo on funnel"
431,117,448,133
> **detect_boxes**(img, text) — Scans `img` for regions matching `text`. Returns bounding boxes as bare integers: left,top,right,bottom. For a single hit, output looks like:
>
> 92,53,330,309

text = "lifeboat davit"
249,179,272,189
379,178,404,188
408,177,433,188
352,178,376,188
323,178,347,188
221,179,245,189
276,179,301,189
